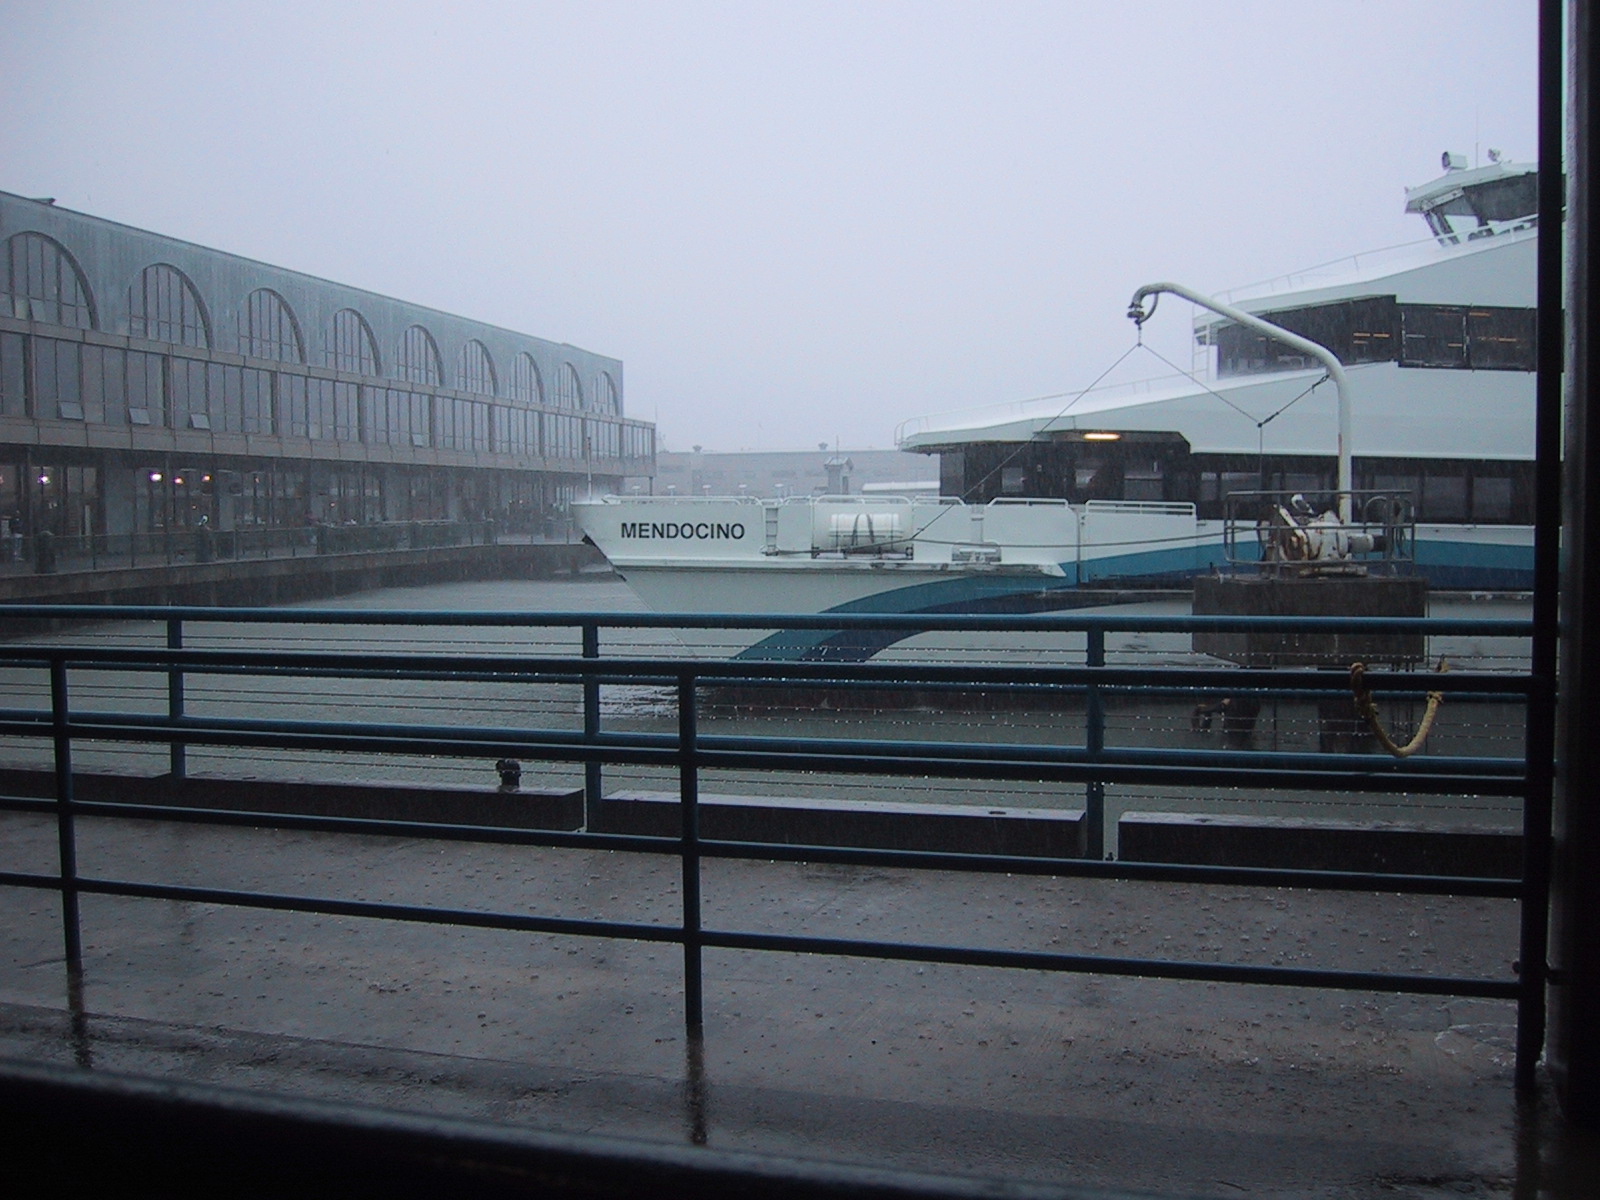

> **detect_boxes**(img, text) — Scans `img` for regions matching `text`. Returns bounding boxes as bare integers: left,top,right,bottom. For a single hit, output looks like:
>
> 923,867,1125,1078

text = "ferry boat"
575,152,1538,658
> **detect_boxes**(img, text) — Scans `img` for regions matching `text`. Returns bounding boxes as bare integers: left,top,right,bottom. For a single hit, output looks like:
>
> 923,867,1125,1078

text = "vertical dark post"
582,622,602,829
51,658,82,977
1517,0,1564,1096
1085,626,1106,859
678,669,704,1036
1548,0,1600,1127
167,616,186,780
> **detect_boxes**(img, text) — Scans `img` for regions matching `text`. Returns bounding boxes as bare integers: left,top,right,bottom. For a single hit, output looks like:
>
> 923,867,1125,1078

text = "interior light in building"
1082,431,1122,442
150,472,163,483
38,474,50,485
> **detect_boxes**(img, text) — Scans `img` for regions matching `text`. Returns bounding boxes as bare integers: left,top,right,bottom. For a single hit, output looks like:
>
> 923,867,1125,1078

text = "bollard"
495,759,522,791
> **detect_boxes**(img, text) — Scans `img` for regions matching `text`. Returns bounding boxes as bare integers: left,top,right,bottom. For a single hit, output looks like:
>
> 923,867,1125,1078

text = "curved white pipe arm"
1128,280,1352,521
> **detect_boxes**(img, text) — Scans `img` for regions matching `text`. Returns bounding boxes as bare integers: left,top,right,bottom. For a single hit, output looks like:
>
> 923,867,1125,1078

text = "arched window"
458,339,497,396
328,308,381,375
129,264,210,347
597,371,620,415
397,325,443,386
510,352,543,405
239,288,304,362
3,232,96,328
556,362,583,410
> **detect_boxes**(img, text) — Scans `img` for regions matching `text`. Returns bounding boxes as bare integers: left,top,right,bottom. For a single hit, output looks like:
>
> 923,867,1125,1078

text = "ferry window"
1371,472,1421,505
1472,474,1513,522
1124,457,1164,502
1467,173,1538,223
940,456,964,497
1199,470,1259,511
1214,297,1399,375
1423,472,1468,521
1267,471,1326,498
1346,297,1401,363
1400,305,1467,368
1466,307,1536,370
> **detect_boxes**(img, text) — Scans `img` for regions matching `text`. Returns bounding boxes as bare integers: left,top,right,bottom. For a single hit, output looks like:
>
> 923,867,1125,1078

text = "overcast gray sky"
1,1,1537,452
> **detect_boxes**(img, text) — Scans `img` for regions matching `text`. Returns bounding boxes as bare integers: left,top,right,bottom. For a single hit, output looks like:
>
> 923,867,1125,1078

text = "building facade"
0,190,654,540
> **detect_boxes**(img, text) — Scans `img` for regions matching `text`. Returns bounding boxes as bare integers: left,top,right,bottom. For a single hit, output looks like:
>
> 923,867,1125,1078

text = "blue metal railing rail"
0,604,1540,1074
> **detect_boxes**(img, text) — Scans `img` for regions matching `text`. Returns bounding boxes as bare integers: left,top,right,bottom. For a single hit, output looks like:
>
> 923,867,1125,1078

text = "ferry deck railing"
0,604,1542,1083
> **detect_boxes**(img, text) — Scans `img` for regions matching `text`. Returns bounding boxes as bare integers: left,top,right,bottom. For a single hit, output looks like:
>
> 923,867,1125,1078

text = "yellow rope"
1349,659,1448,758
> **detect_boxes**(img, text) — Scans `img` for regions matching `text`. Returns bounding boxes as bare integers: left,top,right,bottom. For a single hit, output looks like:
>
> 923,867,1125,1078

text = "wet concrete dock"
3,809,1597,1198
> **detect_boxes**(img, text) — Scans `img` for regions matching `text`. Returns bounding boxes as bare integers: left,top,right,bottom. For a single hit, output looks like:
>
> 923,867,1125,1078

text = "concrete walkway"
3,811,1597,1198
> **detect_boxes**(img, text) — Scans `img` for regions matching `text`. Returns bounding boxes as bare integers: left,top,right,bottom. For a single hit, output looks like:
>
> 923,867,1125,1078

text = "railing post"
582,622,602,829
50,657,83,979
1085,626,1106,860
678,668,704,1036
167,617,186,780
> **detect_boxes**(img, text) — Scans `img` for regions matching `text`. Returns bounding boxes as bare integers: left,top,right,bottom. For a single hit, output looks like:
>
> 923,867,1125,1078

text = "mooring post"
679,669,704,1036
50,658,82,979
1085,626,1107,859
167,616,186,780
582,622,602,828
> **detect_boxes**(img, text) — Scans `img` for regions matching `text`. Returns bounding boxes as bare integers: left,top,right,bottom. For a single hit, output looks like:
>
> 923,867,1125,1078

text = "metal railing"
0,604,1542,1078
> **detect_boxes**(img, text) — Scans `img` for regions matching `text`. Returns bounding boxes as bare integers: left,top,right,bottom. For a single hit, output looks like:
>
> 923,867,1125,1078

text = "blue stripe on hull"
733,535,1534,662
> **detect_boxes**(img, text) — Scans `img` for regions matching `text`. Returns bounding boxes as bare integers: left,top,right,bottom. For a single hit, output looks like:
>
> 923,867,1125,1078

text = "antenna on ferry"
1127,280,1353,523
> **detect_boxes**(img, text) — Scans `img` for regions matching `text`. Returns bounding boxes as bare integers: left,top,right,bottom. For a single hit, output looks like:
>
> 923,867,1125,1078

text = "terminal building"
0,190,655,541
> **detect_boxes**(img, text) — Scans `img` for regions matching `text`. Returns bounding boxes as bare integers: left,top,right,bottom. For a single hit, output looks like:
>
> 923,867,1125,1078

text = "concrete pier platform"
2,810,1597,1197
